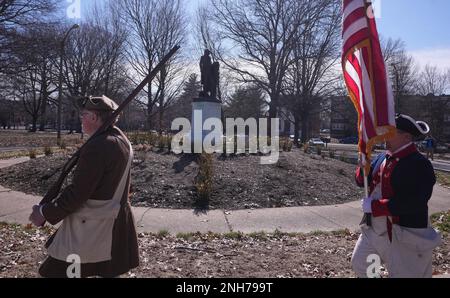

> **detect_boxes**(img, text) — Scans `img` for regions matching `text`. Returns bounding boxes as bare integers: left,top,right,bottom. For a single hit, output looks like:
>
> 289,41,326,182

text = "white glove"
29,205,46,227
361,197,374,213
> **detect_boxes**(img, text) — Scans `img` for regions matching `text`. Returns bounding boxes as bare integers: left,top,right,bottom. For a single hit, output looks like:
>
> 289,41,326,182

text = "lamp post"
57,24,79,146
391,62,400,113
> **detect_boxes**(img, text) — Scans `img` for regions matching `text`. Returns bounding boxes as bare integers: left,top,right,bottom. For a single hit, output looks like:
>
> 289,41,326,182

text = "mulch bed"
0,149,364,210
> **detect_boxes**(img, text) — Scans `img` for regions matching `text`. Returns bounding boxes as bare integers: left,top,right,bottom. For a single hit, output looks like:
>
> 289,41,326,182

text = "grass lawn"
436,172,450,188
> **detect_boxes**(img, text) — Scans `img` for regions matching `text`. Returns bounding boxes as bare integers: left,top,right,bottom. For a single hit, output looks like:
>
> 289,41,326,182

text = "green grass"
0,222,358,243
156,229,170,238
247,231,269,240
0,147,66,160
223,231,244,240
436,172,450,188
176,232,195,241
431,210,450,235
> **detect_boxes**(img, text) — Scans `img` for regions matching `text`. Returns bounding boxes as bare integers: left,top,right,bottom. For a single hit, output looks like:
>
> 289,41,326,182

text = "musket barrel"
39,45,181,205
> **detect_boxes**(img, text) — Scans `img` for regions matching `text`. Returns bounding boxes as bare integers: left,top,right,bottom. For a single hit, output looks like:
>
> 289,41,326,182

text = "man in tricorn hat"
29,95,139,278
351,114,442,278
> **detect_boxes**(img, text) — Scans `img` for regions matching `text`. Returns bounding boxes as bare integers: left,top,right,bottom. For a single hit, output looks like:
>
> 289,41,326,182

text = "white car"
308,138,325,147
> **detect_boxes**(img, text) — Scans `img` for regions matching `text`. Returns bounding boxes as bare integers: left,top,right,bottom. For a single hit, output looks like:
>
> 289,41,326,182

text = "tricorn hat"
77,95,118,112
395,114,430,137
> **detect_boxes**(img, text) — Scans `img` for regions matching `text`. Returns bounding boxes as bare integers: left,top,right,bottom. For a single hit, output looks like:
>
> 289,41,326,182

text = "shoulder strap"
372,153,387,175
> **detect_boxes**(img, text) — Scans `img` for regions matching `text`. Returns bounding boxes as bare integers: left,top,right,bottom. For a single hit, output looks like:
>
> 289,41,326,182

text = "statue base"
189,97,223,153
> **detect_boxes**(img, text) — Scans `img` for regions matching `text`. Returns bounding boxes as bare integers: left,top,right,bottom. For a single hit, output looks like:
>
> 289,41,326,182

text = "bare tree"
379,37,418,113
0,0,56,26
415,65,450,140
62,21,128,101
416,65,448,96
118,0,186,131
9,23,59,132
282,0,341,143
0,0,58,73
446,69,450,94
154,0,187,133
209,0,321,135
380,37,404,65
389,52,417,112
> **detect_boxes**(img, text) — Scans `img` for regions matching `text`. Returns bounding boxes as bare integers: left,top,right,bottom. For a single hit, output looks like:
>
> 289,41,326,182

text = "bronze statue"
199,49,220,99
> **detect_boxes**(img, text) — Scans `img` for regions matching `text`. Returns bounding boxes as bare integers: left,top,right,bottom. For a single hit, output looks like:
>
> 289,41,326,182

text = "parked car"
339,136,359,144
415,141,427,152
374,143,386,150
289,135,300,142
308,138,325,147
436,143,449,153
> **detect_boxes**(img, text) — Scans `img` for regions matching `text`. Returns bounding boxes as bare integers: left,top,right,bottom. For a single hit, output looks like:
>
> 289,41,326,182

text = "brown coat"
39,126,139,277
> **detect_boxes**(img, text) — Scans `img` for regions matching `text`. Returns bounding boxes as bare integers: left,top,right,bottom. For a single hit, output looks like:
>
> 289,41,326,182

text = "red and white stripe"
342,0,396,163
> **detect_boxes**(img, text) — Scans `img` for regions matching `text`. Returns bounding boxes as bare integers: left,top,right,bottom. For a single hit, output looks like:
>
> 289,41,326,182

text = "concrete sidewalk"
0,184,449,234
0,156,449,234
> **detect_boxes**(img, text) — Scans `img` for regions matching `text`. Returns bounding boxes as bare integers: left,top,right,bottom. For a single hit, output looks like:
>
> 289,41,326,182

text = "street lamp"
390,62,400,113
57,24,79,146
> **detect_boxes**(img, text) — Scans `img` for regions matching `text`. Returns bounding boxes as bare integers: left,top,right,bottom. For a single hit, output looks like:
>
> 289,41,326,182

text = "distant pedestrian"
424,135,436,161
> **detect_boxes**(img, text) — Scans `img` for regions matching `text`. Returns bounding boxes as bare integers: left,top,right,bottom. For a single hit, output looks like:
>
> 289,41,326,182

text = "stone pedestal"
190,97,222,153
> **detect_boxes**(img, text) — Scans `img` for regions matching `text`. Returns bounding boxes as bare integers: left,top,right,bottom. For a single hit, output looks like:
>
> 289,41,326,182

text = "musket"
39,45,181,206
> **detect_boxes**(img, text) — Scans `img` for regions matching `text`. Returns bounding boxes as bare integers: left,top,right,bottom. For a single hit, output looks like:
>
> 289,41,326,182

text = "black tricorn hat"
395,114,430,137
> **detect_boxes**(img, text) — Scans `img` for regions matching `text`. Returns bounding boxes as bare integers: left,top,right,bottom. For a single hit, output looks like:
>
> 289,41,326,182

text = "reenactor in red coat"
351,114,442,278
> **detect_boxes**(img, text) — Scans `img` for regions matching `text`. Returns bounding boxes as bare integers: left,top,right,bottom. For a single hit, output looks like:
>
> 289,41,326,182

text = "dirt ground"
0,223,449,278
0,149,364,210
1,142,448,278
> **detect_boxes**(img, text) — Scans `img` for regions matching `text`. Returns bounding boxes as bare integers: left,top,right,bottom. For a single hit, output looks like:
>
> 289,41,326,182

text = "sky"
374,0,450,70
69,0,450,70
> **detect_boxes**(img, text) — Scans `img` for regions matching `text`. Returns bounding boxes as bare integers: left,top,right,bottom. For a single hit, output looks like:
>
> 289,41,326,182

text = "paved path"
0,157,31,169
1,157,449,234
1,184,448,234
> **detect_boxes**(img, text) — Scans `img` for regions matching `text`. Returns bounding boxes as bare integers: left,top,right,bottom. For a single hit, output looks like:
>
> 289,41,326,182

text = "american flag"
342,0,396,172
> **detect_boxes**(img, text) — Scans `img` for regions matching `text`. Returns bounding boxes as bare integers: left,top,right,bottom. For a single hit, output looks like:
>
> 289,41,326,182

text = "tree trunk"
147,81,153,130
301,116,308,143
39,101,47,131
31,116,38,132
267,95,278,138
294,116,300,147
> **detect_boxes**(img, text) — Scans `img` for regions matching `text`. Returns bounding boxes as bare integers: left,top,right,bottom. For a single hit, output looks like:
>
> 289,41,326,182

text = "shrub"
340,151,348,163
224,231,244,240
329,150,336,159
29,149,37,159
286,140,293,152
166,135,172,152
44,146,53,156
280,138,293,152
317,146,322,156
157,230,170,238
195,153,214,208
303,143,310,154
158,135,166,150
